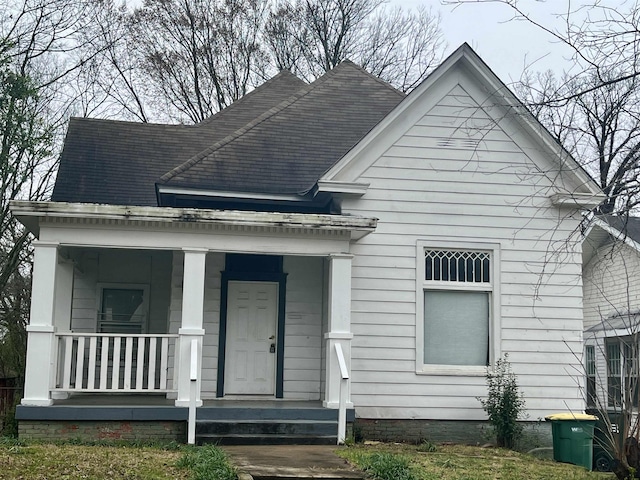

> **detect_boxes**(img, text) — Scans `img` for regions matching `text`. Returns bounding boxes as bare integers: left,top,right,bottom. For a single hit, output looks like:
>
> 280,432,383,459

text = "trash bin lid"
545,413,598,421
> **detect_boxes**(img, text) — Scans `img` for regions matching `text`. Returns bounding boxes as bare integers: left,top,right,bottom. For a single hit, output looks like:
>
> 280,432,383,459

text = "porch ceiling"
11,201,377,242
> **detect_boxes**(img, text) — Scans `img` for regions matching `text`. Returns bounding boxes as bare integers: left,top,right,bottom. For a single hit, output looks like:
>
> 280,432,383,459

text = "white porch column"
22,241,62,405
175,248,207,407
324,253,354,409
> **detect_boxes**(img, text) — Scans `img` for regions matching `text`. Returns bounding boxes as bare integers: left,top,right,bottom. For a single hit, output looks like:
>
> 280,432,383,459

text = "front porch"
11,202,374,443
16,396,355,444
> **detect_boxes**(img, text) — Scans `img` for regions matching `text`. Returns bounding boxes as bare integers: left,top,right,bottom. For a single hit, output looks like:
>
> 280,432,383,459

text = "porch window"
585,345,596,407
97,284,149,334
416,242,499,374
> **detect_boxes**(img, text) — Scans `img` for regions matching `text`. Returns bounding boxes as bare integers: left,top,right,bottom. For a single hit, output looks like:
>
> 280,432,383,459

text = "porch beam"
324,254,354,409
175,248,207,407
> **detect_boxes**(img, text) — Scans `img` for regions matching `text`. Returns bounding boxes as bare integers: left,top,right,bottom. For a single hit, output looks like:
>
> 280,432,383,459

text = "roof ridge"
67,116,191,128
338,59,405,99
196,70,305,127
158,65,354,184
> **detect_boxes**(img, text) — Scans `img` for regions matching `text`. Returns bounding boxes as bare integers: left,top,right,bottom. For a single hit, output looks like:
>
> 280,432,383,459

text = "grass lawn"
0,441,191,479
338,443,614,480
0,439,616,480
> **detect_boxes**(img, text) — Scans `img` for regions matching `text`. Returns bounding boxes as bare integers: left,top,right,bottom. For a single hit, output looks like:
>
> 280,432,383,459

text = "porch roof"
11,201,377,241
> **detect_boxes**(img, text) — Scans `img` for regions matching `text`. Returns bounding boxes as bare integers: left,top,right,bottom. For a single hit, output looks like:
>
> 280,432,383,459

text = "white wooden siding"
69,249,171,334
201,252,224,397
167,253,324,399
583,242,640,330
167,251,224,398
283,256,323,400
343,83,585,420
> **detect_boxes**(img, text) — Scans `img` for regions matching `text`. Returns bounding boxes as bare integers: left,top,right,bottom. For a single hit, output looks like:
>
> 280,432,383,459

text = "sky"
399,0,600,85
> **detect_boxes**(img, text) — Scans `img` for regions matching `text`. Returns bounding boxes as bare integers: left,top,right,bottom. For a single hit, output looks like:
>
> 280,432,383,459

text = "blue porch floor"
16,395,352,422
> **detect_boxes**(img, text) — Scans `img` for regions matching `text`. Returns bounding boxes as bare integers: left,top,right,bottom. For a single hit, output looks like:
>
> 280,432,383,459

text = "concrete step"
194,406,349,445
197,433,337,445
196,407,345,422
196,419,337,436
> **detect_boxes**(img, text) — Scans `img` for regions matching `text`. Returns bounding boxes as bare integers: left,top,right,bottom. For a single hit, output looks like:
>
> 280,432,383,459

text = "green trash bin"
546,413,598,471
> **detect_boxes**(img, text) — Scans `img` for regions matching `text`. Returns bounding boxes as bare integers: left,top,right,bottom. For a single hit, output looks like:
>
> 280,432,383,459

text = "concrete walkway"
222,445,366,480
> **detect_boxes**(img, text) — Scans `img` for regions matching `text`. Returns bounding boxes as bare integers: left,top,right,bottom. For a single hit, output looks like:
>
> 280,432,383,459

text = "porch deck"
16,395,330,421
16,396,353,445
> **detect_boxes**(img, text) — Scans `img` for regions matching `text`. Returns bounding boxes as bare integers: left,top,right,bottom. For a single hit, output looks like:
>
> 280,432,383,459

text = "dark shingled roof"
159,61,405,195
52,71,307,206
52,62,405,206
600,215,640,245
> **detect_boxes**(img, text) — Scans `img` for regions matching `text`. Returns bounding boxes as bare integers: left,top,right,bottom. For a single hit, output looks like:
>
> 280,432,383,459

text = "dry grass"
338,443,614,480
0,441,190,479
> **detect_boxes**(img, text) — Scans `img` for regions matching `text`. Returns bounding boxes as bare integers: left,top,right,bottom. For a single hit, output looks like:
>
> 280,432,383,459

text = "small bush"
478,353,526,449
359,452,417,480
176,445,236,480
417,439,437,452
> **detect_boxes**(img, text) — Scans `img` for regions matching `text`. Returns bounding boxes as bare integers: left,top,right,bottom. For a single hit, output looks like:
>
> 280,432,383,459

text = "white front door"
225,281,278,395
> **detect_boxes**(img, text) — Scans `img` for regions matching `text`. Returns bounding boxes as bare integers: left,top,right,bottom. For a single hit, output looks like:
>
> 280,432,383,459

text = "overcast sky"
403,0,599,85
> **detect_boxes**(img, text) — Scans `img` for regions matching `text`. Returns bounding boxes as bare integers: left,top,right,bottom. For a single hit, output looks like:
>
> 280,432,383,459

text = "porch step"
197,419,337,436
197,433,337,446
195,406,350,445
196,420,338,445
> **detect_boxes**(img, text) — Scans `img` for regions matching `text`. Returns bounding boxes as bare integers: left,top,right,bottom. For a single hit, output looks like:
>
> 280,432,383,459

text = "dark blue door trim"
216,268,287,398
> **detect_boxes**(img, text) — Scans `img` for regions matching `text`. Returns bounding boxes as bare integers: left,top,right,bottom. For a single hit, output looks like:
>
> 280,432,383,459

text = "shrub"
478,354,526,449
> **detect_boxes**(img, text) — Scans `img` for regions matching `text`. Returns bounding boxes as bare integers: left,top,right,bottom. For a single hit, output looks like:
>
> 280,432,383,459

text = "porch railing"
54,333,178,393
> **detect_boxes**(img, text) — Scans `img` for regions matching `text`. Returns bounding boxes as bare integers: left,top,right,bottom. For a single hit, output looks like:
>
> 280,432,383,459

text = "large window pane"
424,290,489,366
99,288,145,334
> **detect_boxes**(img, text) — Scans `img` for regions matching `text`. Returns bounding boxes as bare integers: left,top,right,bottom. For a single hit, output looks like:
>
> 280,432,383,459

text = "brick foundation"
354,419,552,450
19,420,186,443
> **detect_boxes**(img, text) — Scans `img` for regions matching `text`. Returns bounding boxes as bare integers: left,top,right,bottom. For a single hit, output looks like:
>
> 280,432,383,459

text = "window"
607,340,622,407
606,337,639,408
416,242,499,374
97,284,149,334
585,345,596,407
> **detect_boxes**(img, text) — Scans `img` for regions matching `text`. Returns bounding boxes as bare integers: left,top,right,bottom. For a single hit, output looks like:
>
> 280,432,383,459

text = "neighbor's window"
606,337,640,408
421,249,492,367
585,345,596,407
607,340,622,407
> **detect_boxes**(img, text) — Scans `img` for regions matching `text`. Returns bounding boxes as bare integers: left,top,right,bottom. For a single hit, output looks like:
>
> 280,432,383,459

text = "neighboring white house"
583,216,640,410
11,44,603,444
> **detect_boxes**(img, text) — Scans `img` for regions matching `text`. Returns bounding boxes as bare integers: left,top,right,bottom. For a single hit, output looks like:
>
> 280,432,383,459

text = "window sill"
416,365,488,376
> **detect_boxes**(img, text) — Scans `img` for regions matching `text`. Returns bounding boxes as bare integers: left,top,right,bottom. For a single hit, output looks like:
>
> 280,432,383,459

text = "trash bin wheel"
594,453,612,472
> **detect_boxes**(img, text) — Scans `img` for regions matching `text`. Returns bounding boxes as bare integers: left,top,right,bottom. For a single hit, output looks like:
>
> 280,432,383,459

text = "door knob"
270,343,276,353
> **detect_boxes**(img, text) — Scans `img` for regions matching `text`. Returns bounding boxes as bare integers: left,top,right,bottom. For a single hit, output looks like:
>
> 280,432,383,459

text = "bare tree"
0,0,109,386
264,0,445,91
517,69,640,216
130,0,271,123
444,0,640,100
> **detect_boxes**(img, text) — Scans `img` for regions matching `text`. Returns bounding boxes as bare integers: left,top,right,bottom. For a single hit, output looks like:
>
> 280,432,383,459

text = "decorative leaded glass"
425,250,490,283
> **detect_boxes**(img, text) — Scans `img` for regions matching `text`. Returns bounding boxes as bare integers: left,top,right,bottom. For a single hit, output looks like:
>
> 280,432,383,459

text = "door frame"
216,271,287,398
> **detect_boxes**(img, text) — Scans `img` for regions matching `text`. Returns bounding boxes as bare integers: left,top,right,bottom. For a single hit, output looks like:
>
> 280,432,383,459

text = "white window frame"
96,283,150,334
415,240,501,376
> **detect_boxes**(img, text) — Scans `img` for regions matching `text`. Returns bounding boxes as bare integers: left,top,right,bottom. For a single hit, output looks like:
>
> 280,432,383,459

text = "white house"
583,216,640,411
11,44,603,444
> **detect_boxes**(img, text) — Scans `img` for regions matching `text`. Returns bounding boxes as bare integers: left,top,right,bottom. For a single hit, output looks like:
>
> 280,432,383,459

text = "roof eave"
550,193,606,209
315,180,370,197
10,201,378,240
